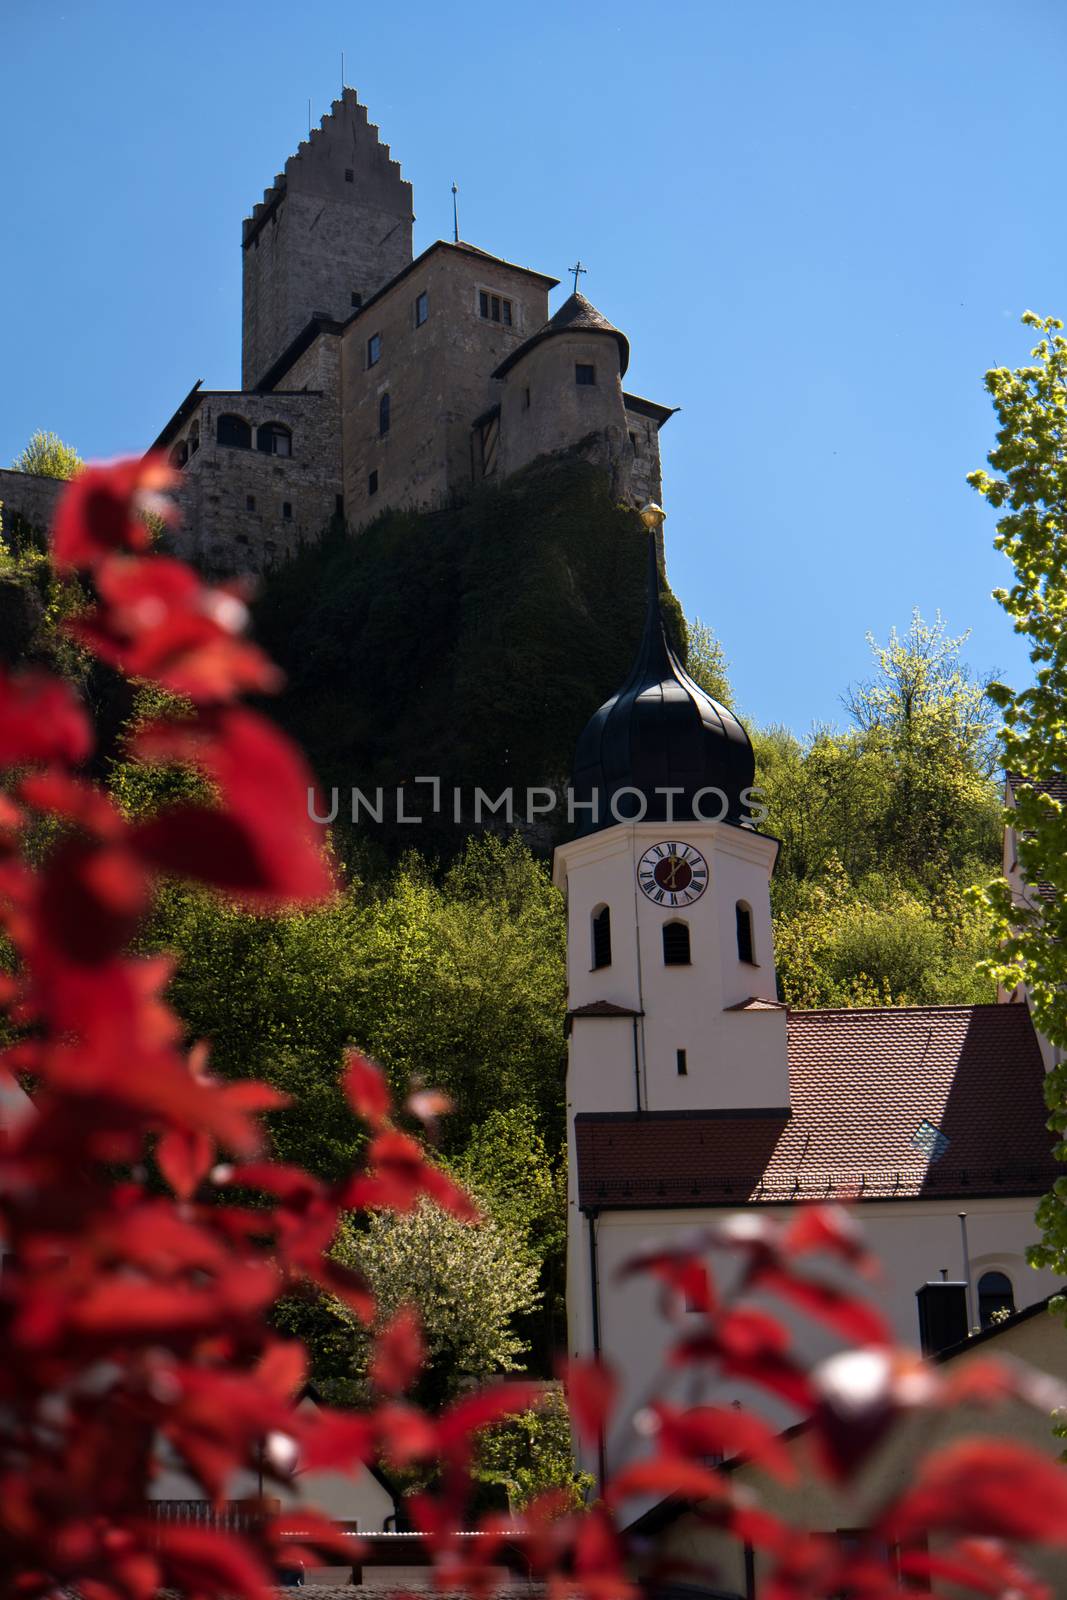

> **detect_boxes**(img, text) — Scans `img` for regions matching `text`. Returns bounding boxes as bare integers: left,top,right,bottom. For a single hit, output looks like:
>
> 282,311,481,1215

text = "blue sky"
2,0,1064,733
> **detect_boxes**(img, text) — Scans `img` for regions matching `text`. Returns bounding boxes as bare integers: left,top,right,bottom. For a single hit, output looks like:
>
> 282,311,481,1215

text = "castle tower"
241,88,414,390
553,532,787,1476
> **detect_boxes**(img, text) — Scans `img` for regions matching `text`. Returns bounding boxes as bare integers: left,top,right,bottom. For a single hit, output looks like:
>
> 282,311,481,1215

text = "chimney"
916,1279,969,1355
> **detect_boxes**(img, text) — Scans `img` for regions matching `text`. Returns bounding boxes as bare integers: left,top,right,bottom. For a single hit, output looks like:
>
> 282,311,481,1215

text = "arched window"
217,414,252,450
169,440,188,469
978,1271,1015,1328
379,393,391,437
189,420,200,455
736,901,755,965
592,905,612,970
662,920,691,966
256,422,292,457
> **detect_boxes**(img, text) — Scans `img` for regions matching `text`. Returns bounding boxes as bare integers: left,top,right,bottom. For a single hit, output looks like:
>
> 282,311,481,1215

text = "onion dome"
492,292,630,380
571,534,755,836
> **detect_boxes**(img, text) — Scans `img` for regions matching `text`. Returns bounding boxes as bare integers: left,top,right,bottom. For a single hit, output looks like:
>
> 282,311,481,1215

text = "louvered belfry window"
592,906,612,969
662,920,691,966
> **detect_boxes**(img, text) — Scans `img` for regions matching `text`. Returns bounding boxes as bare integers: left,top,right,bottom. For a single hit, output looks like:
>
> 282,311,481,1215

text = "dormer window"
479,290,513,326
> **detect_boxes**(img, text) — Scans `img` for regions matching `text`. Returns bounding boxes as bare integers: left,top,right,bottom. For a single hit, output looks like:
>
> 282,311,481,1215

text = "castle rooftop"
493,291,630,380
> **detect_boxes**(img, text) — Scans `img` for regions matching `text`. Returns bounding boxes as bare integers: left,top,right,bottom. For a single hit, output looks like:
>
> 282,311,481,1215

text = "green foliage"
253,455,687,852
12,430,82,480
967,312,1067,1279
684,614,732,705
109,682,211,818
330,1198,541,1411
473,1389,593,1511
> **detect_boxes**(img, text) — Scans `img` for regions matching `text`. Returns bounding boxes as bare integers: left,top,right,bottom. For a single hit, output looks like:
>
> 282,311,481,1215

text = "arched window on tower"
591,905,612,970
977,1271,1015,1328
662,920,691,966
736,901,755,965
217,414,252,450
189,420,200,455
379,393,391,437
169,440,188,469
256,422,292,457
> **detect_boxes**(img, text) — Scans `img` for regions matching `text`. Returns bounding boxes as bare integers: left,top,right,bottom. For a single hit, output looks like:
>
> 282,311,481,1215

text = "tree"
684,614,732,704
473,1389,593,1511
329,1198,541,1410
11,428,82,479
968,312,1067,1283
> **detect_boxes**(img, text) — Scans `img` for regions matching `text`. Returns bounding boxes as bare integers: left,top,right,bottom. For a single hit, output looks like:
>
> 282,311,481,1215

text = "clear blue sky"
2,0,1063,733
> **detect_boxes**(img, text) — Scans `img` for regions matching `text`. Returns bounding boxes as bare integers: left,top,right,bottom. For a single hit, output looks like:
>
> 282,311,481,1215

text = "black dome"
571,535,755,836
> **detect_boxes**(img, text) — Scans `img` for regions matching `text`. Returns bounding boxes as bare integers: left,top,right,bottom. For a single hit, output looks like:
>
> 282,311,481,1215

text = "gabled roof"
492,292,630,380
576,1003,1058,1208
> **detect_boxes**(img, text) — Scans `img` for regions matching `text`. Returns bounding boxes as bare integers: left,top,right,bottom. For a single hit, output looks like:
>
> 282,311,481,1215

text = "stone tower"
241,87,414,390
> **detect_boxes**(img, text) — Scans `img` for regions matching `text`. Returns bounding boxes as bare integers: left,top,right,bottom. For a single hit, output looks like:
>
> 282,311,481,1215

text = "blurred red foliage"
2,460,1067,1598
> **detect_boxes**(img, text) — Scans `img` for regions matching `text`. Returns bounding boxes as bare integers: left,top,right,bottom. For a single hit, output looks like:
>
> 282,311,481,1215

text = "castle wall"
340,245,552,528
0,469,65,539
496,331,630,493
241,90,413,390
623,401,664,507
165,389,341,578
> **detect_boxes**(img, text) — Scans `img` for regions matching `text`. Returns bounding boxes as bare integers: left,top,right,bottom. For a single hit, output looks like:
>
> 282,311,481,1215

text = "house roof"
492,291,631,380
576,1003,1058,1209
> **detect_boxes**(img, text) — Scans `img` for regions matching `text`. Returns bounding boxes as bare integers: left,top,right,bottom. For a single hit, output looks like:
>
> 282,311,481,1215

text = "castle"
147,89,673,576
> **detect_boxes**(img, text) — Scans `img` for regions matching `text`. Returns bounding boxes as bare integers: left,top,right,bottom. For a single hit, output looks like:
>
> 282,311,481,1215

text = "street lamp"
639,501,666,534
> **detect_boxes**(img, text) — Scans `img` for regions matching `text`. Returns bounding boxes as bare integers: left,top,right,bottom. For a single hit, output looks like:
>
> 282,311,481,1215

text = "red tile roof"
575,1004,1058,1208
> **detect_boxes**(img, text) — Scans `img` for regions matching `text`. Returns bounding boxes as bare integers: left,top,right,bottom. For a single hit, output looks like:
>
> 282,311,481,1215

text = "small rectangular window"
629,431,638,454
351,291,362,309
367,332,381,367
479,290,489,318
415,290,428,327
335,494,344,516
245,494,256,512
479,290,513,324
344,168,354,183
523,387,531,411
368,469,379,495
502,299,512,326
282,501,292,520
576,363,596,386
676,1049,688,1076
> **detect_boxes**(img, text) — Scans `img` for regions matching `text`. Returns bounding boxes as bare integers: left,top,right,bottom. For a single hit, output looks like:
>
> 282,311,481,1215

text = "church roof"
570,533,756,835
492,292,630,380
575,1003,1058,1208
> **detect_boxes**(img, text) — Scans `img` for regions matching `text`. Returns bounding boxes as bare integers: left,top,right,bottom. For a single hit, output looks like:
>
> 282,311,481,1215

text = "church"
554,513,1062,1494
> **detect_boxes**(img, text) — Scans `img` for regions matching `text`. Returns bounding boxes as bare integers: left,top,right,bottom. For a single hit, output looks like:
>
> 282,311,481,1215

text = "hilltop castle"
137,89,672,576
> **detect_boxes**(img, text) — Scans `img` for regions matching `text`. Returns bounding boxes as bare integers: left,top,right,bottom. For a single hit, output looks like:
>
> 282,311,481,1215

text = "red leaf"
0,670,92,768
51,457,173,571
257,1339,308,1399
374,1400,439,1465
370,1304,425,1396
781,1203,874,1271
156,1125,213,1200
884,1439,1067,1545
651,1403,797,1483
148,1522,274,1600
344,1051,391,1128
753,1264,892,1347
35,839,149,966
561,1356,617,1445
438,1381,545,1454
606,1454,729,1507
296,1410,375,1473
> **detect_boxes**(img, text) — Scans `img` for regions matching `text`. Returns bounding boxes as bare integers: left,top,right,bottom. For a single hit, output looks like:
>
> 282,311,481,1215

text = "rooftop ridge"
788,1001,1021,1019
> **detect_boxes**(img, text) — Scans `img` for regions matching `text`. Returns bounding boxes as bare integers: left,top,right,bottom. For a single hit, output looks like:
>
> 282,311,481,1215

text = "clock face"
637,841,708,907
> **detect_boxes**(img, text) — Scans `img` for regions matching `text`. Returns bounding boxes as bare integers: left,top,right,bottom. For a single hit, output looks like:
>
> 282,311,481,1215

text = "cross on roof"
568,260,587,295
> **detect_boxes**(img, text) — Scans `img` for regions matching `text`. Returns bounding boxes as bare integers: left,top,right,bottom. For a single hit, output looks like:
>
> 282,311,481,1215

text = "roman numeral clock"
637,841,708,907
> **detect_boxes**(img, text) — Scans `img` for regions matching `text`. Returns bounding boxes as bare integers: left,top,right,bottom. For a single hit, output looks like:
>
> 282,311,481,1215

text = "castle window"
676,1049,688,1076
367,333,381,368
591,905,612,970
368,469,379,496
256,422,292,457
335,494,344,516
415,290,428,327
379,393,391,437
189,421,200,454
736,902,755,965
217,414,252,450
351,291,362,309
282,501,292,520
523,387,531,411
245,494,256,512
629,430,638,454
978,1271,1015,1327
479,290,513,326
169,440,188,469
575,363,596,386
662,921,691,966
344,168,354,182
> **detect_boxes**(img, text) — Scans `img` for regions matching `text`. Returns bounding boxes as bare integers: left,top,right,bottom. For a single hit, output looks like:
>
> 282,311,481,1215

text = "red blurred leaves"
369,1304,425,1396
561,1356,617,1446
0,670,92,768
344,1051,391,1128
51,456,173,571
884,1439,1067,1545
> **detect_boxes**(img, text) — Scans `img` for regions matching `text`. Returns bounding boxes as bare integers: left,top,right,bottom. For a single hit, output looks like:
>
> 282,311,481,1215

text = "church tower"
553,521,789,1474
241,88,414,390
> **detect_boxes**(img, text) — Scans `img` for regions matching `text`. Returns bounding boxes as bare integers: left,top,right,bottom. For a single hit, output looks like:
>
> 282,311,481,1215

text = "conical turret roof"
493,292,630,379
571,536,755,836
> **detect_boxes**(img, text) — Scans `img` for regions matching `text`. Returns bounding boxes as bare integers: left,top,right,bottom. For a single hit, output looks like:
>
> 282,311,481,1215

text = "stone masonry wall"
623,403,664,508
242,90,413,390
340,245,552,528
496,332,631,496
0,469,65,539
165,389,341,578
